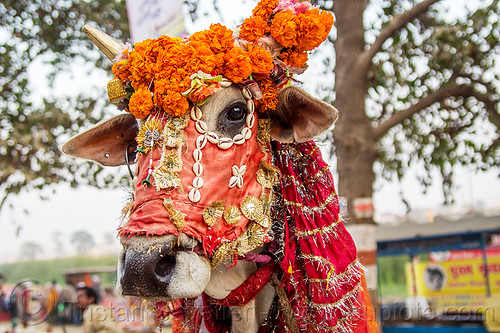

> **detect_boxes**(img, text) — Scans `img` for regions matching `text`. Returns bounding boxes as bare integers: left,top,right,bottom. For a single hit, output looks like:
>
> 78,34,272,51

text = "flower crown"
110,0,333,119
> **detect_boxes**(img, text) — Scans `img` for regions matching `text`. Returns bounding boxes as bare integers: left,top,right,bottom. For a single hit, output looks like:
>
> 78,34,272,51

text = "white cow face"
63,84,337,300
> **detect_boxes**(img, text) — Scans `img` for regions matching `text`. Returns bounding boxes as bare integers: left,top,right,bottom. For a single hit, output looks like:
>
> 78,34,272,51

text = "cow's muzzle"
117,234,211,300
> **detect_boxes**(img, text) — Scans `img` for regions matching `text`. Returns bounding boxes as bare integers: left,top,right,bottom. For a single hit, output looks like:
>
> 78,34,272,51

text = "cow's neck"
204,259,276,332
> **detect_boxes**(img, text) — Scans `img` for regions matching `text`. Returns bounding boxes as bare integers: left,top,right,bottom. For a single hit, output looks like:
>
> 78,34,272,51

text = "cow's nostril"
155,254,176,280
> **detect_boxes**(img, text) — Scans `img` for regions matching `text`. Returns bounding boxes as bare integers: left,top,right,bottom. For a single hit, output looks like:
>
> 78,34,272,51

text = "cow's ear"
269,86,338,143
62,114,138,166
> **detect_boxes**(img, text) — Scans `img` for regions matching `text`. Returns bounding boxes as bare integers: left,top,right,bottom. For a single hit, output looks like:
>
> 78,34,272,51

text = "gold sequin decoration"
163,198,186,231
256,161,280,189
163,127,187,148
203,201,225,227
240,196,264,221
160,150,183,172
235,223,266,255
223,206,241,225
136,119,164,153
256,119,271,146
153,165,181,190
166,113,189,130
107,78,127,103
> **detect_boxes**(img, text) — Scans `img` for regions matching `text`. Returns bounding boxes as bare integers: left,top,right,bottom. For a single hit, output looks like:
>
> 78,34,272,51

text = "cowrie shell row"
196,135,207,149
195,121,207,133
220,81,232,88
217,140,234,150
193,162,203,176
192,176,204,188
242,127,252,139
246,114,255,128
206,132,219,144
247,99,255,114
242,88,252,100
233,134,245,145
193,149,202,161
189,188,201,203
195,107,203,120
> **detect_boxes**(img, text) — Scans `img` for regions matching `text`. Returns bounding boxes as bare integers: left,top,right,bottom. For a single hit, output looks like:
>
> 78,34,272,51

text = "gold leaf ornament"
203,201,225,227
166,113,190,130
163,198,186,231
240,196,264,221
236,223,266,255
223,206,242,225
211,242,233,268
257,161,280,189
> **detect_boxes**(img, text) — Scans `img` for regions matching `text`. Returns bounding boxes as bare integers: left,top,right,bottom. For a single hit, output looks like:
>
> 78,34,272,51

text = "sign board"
406,250,500,312
126,0,187,43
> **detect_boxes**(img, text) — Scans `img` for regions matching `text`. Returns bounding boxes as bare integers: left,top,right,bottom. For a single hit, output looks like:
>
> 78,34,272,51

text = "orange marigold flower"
279,49,308,68
154,91,190,117
248,45,274,74
191,24,234,54
187,41,217,74
255,78,278,113
239,16,270,43
223,48,253,83
296,9,334,51
270,10,299,48
128,88,154,119
112,59,131,82
252,0,279,20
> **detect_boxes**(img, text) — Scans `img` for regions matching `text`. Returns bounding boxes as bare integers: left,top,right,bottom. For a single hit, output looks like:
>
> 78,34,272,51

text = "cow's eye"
226,103,247,122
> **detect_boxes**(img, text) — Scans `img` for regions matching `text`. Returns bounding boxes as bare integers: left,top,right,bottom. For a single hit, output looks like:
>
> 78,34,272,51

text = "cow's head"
63,0,336,302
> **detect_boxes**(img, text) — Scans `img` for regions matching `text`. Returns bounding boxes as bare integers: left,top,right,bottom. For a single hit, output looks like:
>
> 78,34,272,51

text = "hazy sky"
1,0,499,262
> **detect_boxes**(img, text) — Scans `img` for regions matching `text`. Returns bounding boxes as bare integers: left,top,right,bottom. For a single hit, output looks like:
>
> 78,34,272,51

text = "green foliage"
0,255,118,286
0,0,130,211
366,0,500,201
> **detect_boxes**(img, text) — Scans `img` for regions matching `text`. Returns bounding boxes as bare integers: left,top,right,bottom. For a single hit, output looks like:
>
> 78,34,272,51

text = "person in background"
75,287,122,333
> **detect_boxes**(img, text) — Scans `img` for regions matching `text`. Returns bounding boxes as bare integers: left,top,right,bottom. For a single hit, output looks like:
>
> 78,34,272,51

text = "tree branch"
373,84,477,139
359,0,440,68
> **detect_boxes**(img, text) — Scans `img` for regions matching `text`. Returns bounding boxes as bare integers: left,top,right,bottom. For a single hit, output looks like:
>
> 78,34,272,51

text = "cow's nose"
119,242,175,297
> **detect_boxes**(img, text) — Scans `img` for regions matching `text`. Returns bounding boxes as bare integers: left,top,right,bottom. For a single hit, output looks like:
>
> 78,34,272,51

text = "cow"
63,0,377,332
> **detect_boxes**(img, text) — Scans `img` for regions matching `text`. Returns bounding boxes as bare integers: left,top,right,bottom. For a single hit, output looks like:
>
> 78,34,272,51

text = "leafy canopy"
0,0,130,210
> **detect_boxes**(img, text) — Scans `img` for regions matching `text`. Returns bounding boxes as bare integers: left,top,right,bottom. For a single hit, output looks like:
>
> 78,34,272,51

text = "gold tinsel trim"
163,198,186,231
295,217,340,238
283,191,337,214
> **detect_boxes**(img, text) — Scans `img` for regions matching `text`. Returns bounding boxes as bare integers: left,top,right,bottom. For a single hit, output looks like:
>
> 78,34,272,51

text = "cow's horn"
83,25,122,61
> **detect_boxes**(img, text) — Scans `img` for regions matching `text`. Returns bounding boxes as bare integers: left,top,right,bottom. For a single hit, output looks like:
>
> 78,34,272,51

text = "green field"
0,254,119,286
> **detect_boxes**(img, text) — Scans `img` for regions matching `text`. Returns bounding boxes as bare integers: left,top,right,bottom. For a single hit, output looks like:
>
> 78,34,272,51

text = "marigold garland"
111,0,334,118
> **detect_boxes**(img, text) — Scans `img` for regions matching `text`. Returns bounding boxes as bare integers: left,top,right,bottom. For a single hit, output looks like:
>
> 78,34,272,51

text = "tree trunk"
332,0,379,307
